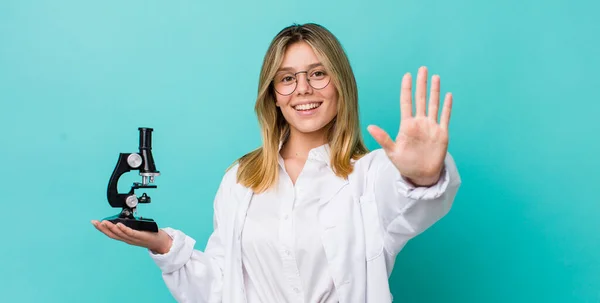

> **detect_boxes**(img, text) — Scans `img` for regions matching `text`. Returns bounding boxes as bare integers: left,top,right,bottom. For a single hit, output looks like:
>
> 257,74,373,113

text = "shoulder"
351,148,389,173
343,148,391,188
218,161,247,194
222,162,240,186
214,161,251,206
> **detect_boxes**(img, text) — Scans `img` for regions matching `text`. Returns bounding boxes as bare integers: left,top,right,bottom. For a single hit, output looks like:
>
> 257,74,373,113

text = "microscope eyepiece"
139,127,153,150
138,127,159,176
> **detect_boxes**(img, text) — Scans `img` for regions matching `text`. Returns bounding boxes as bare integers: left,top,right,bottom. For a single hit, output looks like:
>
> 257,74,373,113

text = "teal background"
1,0,598,302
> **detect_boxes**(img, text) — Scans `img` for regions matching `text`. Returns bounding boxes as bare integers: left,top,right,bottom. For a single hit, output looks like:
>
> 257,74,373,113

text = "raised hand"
367,66,453,187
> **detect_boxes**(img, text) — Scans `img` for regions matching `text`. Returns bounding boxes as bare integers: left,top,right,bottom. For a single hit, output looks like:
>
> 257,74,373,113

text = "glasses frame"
272,70,332,96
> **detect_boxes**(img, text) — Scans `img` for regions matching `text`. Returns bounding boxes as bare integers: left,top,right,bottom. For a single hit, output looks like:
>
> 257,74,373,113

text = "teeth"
294,103,321,111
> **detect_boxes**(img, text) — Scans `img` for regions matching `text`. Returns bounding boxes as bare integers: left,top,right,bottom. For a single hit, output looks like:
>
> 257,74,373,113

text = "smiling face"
274,41,338,137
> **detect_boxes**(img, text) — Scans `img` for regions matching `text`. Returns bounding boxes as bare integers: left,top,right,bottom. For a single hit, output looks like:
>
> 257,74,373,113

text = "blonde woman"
92,23,461,303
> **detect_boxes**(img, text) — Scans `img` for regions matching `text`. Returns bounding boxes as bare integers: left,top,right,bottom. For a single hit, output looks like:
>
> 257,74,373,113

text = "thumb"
367,125,395,154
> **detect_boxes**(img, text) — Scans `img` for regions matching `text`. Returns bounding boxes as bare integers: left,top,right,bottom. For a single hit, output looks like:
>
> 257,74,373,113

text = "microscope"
103,127,160,232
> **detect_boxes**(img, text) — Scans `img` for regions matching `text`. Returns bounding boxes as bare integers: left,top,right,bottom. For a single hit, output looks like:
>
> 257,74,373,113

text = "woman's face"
274,41,338,136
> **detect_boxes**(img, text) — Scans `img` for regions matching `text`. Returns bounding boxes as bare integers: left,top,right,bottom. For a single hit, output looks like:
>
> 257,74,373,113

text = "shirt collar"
277,140,332,166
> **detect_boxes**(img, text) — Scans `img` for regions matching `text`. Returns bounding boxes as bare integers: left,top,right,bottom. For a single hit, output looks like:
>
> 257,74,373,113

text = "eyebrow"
276,62,324,73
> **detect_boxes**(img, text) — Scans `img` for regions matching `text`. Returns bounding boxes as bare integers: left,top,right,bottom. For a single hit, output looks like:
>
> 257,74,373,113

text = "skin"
275,41,339,184
368,67,453,187
91,219,172,254
91,41,453,255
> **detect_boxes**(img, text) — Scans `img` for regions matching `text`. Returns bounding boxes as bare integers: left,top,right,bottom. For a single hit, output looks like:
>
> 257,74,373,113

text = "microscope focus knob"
127,153,143,169
126,195,138,208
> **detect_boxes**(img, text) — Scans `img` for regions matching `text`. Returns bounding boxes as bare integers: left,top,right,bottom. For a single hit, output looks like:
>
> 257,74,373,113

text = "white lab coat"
149,148,461,303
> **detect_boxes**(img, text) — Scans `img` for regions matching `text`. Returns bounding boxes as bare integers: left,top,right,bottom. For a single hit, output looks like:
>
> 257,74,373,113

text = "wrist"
150,230,173,254
405,170,442,187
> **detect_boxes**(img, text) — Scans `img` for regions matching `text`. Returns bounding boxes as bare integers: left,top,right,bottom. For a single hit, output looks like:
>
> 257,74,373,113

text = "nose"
295,72,312,95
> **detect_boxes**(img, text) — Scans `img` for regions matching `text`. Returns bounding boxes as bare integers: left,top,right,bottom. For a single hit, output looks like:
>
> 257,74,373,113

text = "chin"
289,119,333,134
293,125,326,134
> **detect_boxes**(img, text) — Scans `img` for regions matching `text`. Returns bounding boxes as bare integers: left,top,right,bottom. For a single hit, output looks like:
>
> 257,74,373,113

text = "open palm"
368,66,453,187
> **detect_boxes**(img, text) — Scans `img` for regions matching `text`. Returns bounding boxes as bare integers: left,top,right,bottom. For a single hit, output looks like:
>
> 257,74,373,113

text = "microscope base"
102,214,159,233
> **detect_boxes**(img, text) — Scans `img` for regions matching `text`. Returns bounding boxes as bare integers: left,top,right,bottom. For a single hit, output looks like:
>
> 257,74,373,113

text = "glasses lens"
274,73,296,95
308,70,330,89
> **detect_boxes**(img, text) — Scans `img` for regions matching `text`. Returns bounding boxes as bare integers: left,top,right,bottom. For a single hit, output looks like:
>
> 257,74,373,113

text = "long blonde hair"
232,23,369,193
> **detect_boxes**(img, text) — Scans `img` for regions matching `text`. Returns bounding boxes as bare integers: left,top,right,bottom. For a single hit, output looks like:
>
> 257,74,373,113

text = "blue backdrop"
1,0,598,302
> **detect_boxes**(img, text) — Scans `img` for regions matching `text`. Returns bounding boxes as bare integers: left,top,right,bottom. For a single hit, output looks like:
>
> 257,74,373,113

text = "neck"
281,127,328,159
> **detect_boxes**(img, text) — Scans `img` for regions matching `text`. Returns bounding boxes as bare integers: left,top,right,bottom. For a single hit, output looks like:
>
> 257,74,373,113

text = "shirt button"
285,250,291,256
283,214,289,220
293,287,300,293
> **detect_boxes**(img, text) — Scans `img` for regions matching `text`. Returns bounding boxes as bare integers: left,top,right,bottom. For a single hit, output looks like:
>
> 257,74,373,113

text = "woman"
92,23,461,303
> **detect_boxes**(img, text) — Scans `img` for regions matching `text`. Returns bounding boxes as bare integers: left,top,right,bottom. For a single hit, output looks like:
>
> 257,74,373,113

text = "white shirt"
148,145,462,303
241,144,338,303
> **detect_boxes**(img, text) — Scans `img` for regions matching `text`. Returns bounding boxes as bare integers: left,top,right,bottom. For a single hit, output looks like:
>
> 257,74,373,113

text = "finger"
428,75,441,122
92,220,111,235
108,222,142,245
415,66,428,117
367,125,395,154
116,222,154,244
94,220,126,242
100,221,137,245
400,73,413,121
440,93,453,130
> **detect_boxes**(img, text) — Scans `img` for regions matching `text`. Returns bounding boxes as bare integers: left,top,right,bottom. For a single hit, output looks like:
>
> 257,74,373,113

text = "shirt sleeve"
368,149,462,257
147,174,229,303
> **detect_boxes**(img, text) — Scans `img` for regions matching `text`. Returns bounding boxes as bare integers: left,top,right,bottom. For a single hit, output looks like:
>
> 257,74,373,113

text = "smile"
293,102,322,111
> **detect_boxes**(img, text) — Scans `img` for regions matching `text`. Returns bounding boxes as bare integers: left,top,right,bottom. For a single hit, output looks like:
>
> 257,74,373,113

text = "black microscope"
103,127,160,232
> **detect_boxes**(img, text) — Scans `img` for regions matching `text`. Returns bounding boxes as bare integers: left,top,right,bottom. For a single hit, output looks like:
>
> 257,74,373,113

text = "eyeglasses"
273,68,331,96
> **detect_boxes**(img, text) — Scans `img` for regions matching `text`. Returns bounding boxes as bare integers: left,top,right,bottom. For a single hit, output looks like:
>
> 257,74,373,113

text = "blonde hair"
232,23,369,193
